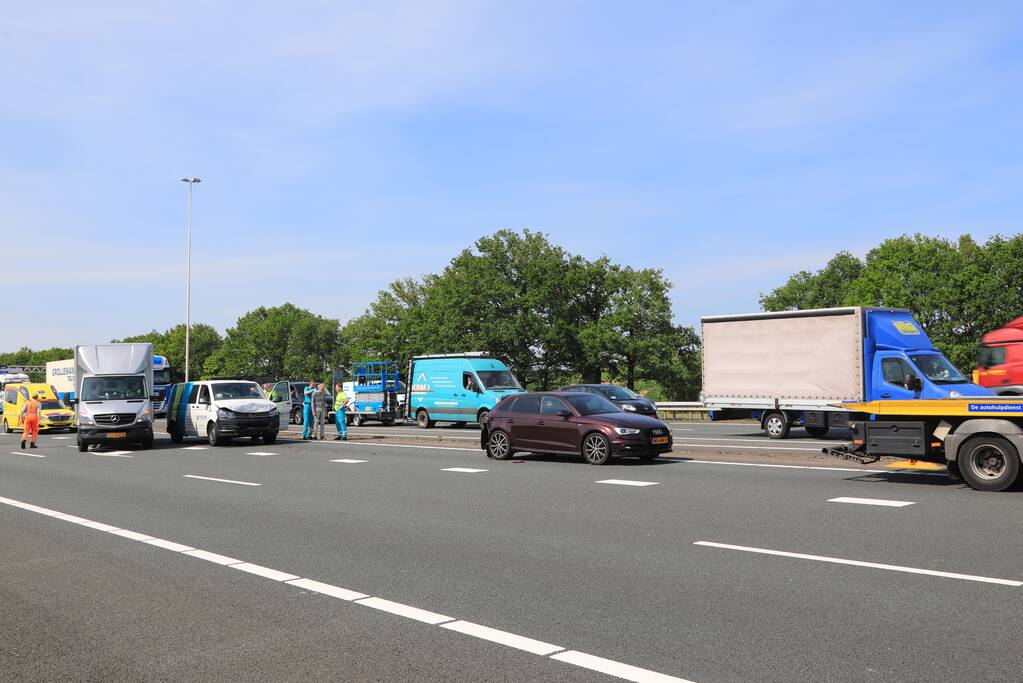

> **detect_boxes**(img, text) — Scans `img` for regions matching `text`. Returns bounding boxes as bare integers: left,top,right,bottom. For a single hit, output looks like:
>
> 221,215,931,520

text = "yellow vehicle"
1,383,76,433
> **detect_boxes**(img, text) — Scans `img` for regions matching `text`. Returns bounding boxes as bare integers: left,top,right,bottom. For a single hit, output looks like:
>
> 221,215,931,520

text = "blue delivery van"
701,307,993,438
405,353,524,428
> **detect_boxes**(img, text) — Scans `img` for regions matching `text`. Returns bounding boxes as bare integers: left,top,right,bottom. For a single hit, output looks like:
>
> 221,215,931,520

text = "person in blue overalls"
302,380,315,440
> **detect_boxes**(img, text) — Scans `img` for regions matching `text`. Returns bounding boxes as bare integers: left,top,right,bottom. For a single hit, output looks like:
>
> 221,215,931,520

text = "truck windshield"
908,354,968,385
476,370,522,390
212,383,265,400
153,369,171,385
81,376,146,401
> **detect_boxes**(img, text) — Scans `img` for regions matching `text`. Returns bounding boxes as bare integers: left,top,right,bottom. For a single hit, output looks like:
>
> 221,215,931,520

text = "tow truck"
823,397,1023,491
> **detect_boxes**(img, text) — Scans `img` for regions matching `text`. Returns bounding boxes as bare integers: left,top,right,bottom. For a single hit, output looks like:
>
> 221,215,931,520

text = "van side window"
187,385,201,404
882,358,911,386
463,372,479,393
540,396,569,416
198,386,211,405
5,389,15,404
510,395,540,414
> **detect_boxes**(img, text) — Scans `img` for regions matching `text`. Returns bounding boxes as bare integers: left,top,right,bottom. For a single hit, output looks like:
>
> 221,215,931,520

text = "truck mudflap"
821,444,881,465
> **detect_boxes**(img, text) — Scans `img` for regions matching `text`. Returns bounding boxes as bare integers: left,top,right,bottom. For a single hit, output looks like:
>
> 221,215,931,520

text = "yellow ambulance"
1,383,76,433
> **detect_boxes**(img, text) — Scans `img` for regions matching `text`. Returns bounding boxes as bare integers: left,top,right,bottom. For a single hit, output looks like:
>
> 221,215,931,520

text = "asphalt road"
1,428,1020,682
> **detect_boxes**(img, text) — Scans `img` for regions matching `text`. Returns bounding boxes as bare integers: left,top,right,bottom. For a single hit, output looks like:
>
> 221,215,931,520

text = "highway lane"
1,431,1020,682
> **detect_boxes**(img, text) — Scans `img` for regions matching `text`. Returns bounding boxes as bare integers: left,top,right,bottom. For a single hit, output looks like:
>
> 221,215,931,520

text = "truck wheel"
353,414,365,427
476,408,490,425
2,418,10,433
805,425,829,438
208,422,223,447
763,412,789,439
958,435,1020,492
77,437,88,452
416,410,435,429
382,417,395,427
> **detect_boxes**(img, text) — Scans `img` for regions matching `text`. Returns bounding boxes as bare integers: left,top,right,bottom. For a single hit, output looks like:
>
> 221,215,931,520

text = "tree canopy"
760,234,1023,370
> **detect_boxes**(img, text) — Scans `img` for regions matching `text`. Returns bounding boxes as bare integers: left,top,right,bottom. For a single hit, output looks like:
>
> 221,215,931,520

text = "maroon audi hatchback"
480,391,673,465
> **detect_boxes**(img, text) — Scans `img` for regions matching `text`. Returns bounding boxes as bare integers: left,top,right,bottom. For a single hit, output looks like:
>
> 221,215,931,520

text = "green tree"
760,251,863,312
116,324,223,381
204,303,340,380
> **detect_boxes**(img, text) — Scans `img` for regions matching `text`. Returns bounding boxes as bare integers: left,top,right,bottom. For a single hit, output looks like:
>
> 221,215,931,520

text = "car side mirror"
556,410,571,419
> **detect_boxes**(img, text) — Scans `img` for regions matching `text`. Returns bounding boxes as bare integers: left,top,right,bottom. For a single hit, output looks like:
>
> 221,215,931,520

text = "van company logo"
411,372,431,394
893,321,920,335
968,403,1023,413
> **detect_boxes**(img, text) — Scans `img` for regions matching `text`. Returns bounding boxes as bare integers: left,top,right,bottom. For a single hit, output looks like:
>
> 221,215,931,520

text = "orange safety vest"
23,400,41,418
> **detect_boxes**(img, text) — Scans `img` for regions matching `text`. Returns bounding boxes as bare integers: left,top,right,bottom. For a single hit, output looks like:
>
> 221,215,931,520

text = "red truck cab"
975,316,1023,395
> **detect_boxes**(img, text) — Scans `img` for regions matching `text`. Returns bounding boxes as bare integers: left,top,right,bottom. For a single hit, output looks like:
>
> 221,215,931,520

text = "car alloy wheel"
488,430,512,460
583,433,611,465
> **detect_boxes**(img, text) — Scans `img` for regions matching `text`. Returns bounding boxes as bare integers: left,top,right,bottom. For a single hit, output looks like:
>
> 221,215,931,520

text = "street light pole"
180,177,201,382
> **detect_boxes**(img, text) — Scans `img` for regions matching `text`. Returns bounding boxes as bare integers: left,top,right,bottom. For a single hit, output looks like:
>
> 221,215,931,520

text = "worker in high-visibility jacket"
19,392,42,449
302,381,315,440
333,384,348,441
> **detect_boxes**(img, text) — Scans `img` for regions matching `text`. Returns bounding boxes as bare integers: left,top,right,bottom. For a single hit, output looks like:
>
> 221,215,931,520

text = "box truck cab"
166,380,288,446
702,307,991,439
975,316,1023,395
75,343,156,451
152,355,171,416
2,383,75,433
406,353,524,428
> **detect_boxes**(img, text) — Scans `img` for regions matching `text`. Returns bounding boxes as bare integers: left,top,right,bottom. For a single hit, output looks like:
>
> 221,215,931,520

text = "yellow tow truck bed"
840,398,1023,418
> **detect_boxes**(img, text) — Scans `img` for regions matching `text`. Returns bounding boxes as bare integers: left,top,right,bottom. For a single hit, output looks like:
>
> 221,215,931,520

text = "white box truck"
75,343,155,451
702,307,991,439
46,359,76,403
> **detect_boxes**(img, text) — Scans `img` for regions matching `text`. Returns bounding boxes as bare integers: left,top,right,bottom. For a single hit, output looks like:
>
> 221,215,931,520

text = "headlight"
614,427,641,435
622,404,637,412
137,411,151,423
78,414,93,426
269,407,279,417
217,408,234,419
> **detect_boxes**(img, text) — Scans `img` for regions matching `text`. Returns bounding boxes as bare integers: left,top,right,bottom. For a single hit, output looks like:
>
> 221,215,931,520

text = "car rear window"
509,395,540,414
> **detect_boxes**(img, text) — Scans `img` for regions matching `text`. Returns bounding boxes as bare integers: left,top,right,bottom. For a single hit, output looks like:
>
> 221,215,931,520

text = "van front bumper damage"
217,415,277,436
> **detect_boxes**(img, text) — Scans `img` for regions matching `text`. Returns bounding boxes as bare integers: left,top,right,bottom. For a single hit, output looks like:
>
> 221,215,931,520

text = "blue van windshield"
908,354,967,385
477,370,521,390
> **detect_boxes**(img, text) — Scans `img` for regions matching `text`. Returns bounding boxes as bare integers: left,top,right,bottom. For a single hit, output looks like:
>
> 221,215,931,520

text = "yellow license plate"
652,436,669,445
106,432,126,439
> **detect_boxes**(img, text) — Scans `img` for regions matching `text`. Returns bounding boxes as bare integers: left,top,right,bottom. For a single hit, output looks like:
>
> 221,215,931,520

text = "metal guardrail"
655,401,714,421
655,401,710,411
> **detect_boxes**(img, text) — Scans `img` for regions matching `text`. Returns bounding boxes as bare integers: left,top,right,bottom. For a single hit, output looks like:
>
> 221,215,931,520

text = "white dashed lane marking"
182,446,209,450
596,479,659,487
246,452,277,456
442,467,488,473
94,451,133,458
694,541,1022,587
0,494,695,683
330,459,367,464
182,474,261,487
9,450,46,458
828,496,915,508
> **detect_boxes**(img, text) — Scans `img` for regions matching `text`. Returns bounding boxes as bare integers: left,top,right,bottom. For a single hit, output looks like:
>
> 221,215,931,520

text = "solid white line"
550,650,695,682
78,520,121,532
9,450,46,458
677,436,847,446
354,597,453,624
246,452,277,456
678,444,827,452
330,459,367,464
828,496,915,508
325,441,476,452
183,549,243,565
596,479,659,487
694,541,1022,587
441,620,563,656
182,446,209,450
144,538,196,552
678,458,887,473
442,467,488,473
52,436,72,440
231,562,300,582
107,528,155,541
286,578,368,601
183,474,261,487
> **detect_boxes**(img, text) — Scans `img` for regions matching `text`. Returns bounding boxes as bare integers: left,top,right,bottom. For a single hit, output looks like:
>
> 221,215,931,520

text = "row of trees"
761,233,1023,370
91,230,701,399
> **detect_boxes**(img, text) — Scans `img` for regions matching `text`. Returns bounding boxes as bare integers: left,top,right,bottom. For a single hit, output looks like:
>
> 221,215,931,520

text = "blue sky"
3,1,1022,350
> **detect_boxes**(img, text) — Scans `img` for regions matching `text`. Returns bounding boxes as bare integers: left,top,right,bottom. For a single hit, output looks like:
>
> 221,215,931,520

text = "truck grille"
94,413,136,426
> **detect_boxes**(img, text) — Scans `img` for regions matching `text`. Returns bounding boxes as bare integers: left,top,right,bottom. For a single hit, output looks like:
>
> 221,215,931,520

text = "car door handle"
881,393,892,398
537,420,545,426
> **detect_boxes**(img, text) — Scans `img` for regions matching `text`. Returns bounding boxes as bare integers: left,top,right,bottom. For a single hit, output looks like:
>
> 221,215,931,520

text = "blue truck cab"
406,353,524,428
862,309,990,401
152,355,172,417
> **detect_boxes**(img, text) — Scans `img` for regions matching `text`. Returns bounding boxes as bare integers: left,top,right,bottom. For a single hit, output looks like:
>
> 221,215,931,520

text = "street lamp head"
179,177,202,184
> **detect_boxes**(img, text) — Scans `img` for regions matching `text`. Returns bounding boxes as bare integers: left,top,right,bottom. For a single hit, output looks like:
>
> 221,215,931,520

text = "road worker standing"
19,392,42,449
303,381,315,440
333,383,348,441
312,383,327,440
